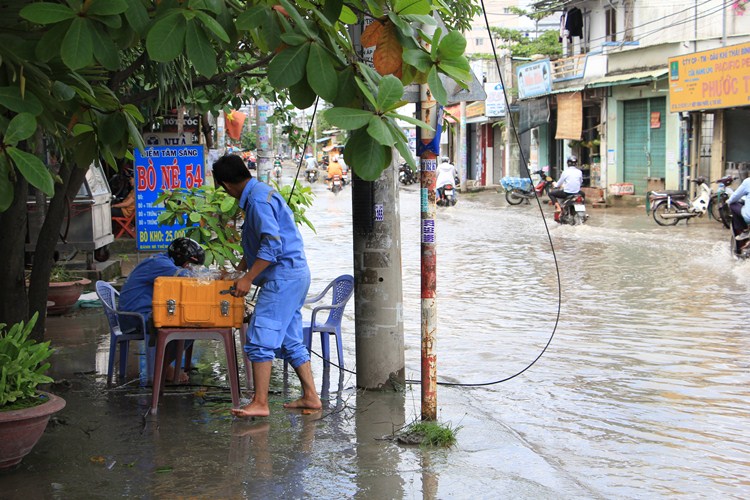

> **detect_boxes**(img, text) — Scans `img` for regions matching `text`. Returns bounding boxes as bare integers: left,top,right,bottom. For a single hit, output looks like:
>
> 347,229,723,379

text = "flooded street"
304,177,750,498
4,173,750,499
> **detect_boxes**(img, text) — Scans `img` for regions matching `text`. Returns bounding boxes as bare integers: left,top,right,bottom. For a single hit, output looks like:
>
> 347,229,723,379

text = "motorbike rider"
337,154,349,184
304,154,317,171
326,155,343,189
436,157,458,202
727,176,750,251
549,155,583,212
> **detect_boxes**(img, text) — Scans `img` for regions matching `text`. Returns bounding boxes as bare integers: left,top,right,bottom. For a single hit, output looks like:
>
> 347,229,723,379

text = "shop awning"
586,68,668,88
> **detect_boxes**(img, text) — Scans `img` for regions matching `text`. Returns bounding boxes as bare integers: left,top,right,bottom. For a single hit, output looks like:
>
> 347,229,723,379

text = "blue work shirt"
119,253,188,320
239,178,308,286
728,177,750,223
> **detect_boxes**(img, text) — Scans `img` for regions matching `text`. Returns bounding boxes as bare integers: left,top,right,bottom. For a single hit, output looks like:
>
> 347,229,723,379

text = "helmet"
168,238,205,267
441,157,450,163
567,155,578,166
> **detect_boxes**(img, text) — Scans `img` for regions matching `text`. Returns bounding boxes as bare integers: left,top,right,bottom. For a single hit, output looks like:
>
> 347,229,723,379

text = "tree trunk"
28,162,87,339
0,175,29,330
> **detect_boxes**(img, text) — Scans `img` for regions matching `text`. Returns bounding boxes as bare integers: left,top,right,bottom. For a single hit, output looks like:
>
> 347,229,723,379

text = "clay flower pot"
0,391,66,468
47,278,91,315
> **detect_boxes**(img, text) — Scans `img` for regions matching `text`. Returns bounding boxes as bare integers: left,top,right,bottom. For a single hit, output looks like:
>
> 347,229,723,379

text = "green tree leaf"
236,5,266,30
339,5,357,24
376,75,404,112
146,12,187,62
306,43,337,102
61,17,94,70
394,0,432,15
0,155,13,213
36,21,70,62
267,43,310,89
322,0,343,24
0,87,43,116
367,115,395,146
91,25,121,70
347,128,390,181
437,31,466,60
186,21,217,76
51,81,75,101
87,0,128,16
220,196,235,213
438,61,471,87
6,147,54,196
278,0,314,38
4,113,37,145
289,78,317,109
332,67,357,107
324,108,374,130
402,49,432,73
124,0,151,35
427,66,447,105
20,2,76,24
193,10,230,43
390,112,434,131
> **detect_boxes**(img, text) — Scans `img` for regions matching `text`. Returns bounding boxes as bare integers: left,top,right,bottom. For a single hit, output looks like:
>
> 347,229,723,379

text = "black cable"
286,98,320,204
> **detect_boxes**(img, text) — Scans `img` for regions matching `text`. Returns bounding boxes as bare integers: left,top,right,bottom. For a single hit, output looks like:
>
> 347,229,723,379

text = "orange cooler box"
152,277,244,328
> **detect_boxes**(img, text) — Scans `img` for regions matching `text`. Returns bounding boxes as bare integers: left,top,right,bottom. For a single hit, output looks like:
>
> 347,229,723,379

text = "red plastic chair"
112,211,135,238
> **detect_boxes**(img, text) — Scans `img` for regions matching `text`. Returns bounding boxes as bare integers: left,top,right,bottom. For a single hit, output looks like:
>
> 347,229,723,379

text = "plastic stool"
150,327,241,415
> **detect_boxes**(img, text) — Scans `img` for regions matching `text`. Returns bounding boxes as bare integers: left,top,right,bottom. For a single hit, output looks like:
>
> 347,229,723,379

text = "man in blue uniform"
119,237,205,382
212,154,321,418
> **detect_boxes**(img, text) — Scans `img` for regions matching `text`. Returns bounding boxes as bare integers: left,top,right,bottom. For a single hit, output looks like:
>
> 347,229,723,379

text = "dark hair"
168,237,205,266
213,154,251,185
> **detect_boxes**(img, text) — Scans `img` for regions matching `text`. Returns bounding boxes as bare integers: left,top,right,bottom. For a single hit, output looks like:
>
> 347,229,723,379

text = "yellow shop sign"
668,42,750,112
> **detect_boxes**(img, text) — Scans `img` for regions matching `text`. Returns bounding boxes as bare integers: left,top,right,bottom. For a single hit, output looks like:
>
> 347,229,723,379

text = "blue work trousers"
245,273,311,368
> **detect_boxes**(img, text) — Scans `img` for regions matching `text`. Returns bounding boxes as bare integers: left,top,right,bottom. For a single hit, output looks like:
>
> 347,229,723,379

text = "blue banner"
133,145,205,251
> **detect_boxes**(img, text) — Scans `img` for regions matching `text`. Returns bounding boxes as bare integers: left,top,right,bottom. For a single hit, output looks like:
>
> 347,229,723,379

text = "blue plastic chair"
303,275,354,368
95,280,153,385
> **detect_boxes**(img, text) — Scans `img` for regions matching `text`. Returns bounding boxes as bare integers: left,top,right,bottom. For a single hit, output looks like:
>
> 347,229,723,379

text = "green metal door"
623,97,666,195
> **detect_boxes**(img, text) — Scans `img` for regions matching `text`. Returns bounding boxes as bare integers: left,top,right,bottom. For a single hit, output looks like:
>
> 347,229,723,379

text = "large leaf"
437,31,466,60
6,147,54,196
438,61,471,87
278,0,314,38
146,12,187,62
236,5,266,30
91,25,121,70
36,21,70,62
87,0,128,16
289,78,317,109
402,49,432,73
394,0,432,15
367,115,395,146
267,43,310,89
99,111,128,145
52,81,75,101
0,87,43,115
427,66,447,105
4,113,37,145
306,43,337,102
373,23,402,77
0,156,12,212
186,21,217,76
332,67,357,107
322,0,343,24
376,75,404,112
339,5,357,24
61,17,94,70
125,1,150,35
324,108,373,130
347,128,390,181
193,10,230,43
20,2,76,24
390,112,434,131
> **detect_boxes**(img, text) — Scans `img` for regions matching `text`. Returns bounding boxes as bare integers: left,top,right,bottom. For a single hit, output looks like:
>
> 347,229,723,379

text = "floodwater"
3,173,750,499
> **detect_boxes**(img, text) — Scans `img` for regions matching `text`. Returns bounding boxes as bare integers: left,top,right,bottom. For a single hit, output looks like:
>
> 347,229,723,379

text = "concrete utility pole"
350,18,405,390
256,98,271,183
418,88,440,421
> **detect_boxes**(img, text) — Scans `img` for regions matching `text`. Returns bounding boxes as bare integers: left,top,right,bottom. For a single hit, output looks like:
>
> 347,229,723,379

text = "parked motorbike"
648,177,711,226
709,174,735,229
505,170,554,205
328,174,343,194
399,163,417,185
436,183,457,207
554,192,588,225
306,169,319,183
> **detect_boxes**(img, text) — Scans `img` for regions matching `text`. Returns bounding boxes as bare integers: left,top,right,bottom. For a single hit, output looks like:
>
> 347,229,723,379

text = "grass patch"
397,420,460,448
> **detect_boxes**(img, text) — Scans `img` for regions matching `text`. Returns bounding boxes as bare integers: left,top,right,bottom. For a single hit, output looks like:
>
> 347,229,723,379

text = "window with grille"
605,8,617,42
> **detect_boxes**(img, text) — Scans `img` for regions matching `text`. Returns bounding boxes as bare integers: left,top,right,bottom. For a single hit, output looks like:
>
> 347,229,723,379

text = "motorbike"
709,174,735,229
504,170,554,205
436,183,457,207
399,163,417,185
306,169,319,183
647,177,712,226
329,174,343,194
554,192,588,225
272,162,282,183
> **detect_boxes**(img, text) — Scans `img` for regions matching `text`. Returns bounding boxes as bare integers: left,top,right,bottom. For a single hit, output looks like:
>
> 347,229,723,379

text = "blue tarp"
500,177,532,191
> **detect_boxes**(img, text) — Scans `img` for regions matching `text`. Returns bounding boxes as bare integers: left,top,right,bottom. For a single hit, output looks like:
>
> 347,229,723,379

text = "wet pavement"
3,174,750,499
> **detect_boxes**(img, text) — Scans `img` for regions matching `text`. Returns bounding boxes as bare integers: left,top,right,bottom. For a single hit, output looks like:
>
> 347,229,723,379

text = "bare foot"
231,400,270,418
283,395,322,411
165,365,189,384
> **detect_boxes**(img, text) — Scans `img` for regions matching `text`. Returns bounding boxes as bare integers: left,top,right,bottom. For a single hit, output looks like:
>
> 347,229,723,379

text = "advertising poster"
133,145,205,251
516,60,552,100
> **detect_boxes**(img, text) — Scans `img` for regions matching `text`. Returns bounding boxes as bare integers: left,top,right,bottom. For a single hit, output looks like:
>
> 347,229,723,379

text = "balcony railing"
552,54,586,82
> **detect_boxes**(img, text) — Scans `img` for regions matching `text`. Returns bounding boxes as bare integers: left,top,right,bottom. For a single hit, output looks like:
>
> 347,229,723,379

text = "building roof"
586,68,668,88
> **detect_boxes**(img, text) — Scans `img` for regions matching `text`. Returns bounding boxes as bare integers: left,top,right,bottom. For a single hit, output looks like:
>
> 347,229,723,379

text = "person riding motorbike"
326,157,343,189
549,155,583,212
727,176,750,252
436,157,458,203
304,154,317,171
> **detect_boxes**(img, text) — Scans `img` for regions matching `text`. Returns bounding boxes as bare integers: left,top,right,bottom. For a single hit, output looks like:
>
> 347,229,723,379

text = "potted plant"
0,313,65,468
47,265,91,315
